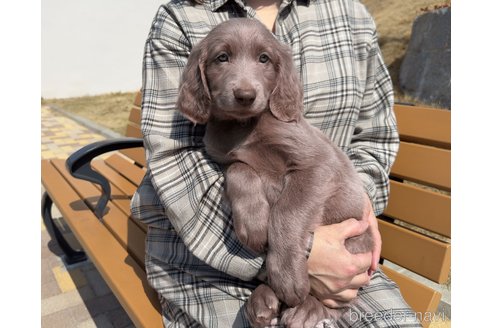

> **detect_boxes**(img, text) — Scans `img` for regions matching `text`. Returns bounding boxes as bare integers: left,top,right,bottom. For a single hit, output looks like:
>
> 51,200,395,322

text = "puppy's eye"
259,53,270,63
216,53,229,62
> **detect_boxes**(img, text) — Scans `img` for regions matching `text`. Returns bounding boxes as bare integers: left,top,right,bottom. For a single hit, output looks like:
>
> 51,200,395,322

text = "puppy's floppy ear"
176,41,211,124
269,43,303,122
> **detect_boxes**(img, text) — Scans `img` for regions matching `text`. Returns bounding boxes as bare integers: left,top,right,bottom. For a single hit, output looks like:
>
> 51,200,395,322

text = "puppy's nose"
233,88,256,106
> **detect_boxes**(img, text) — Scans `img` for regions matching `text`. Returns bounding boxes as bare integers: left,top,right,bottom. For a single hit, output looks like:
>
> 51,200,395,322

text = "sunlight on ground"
429,318,451,328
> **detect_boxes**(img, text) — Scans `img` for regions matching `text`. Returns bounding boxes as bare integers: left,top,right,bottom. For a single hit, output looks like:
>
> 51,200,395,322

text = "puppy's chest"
203,119,256,164
233,143,289,203
204,119,289,171
235,143,288,177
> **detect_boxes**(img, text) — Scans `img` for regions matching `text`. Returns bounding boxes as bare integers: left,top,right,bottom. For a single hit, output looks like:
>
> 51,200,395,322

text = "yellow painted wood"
379,219,451,284
391,142,451,191
380,265,441,328
385,180,451,238
394,105,450,149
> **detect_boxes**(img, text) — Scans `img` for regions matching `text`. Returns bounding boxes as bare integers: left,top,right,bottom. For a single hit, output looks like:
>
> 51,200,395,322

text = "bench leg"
42,192,87,264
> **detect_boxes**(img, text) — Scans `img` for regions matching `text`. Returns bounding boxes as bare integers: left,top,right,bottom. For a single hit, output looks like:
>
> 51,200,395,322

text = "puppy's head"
177,18,303,124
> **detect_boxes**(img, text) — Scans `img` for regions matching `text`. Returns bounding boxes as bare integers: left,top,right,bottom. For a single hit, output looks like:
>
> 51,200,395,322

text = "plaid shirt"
131,0,400,326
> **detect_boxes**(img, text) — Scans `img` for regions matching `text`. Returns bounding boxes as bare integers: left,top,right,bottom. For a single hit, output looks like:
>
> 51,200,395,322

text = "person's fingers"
311,269,370,297
322,298,349,308
326,270,371,294
319,273,370,307
350,251,372,275
346,271,371,289
320,289,358,308
338,218,369,239
370,228,382,274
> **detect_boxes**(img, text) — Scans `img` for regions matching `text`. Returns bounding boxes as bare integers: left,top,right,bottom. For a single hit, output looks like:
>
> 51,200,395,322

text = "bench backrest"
120,91,146,167
381,104,451,284
378,104,450,327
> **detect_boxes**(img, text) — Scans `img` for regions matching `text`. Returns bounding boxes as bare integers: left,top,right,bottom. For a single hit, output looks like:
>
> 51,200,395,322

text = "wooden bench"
379,104,451,327
41,92,450,328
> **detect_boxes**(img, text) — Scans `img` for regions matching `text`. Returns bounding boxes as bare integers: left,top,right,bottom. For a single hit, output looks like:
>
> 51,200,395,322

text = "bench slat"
380,265,441,328
384,180,451,238
122,105,146,166
378,219,451,284
42,160,163,328
391,142,451,191
92,160,148,233
92,160,138,196
105,153,147,186
128,106,141,126
394,105,450,149
93,161,147,233
51,159,147,268
120,148,146,168
133,90,142,108
126,122,143,139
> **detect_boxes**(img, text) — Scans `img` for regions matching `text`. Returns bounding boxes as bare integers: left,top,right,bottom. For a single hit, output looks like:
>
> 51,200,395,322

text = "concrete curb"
47,105,123,139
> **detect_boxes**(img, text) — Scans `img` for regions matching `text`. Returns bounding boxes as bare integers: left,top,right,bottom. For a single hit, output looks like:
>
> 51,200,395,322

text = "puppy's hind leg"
280,295,342,328
246,284,281,327
226,162,270,254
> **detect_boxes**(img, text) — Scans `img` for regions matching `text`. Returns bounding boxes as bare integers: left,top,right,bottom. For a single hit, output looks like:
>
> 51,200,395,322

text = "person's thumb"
339,218,369,239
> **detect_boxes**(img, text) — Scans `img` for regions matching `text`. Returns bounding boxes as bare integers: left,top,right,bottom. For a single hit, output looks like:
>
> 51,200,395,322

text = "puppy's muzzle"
233,87,257,106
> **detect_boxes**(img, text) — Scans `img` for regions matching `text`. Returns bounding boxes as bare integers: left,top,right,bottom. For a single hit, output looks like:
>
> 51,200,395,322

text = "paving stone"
106,307,135,328
41,257,62,286
76,319,98,328
93,314,116,328
69,267,89,288
52,265,78,292
42,303,93,328
41,106,106,159
84,268,112,297
42,289,86,317
41,280,62,299
76,284,97,303
84,293,124,317
80,262,98,273
41,241,60,261
77,314,114,328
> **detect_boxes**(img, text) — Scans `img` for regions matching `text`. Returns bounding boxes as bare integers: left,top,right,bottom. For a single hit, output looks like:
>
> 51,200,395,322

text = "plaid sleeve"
345,18,399,216
138,5,264,281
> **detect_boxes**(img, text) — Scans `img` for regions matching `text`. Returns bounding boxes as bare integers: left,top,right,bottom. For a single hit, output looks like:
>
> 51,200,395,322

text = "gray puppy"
177,18,373,327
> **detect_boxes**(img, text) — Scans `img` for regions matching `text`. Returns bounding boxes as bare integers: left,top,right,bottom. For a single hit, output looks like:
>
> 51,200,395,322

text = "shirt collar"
206,0,314,12
205,0,232,12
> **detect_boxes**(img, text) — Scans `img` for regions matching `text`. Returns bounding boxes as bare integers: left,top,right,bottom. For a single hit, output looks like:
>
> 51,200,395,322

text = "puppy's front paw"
246,284,281,327
267,252,310,307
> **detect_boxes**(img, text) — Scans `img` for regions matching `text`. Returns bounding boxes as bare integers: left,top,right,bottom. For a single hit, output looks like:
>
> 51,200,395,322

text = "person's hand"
307,218,372,308
306,194,383,308
363,194,382,276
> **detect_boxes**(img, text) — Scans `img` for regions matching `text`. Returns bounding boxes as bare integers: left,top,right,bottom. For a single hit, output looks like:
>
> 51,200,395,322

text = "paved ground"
41,106,135,328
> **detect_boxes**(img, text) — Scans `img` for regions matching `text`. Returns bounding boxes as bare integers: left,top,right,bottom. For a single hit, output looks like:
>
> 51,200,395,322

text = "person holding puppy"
131,0,422,327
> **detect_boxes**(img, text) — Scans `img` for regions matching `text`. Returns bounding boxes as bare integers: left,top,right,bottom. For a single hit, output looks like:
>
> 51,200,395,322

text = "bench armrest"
66,137,144,219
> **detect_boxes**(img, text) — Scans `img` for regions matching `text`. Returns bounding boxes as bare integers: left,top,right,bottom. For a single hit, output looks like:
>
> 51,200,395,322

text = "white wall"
42,0,163,98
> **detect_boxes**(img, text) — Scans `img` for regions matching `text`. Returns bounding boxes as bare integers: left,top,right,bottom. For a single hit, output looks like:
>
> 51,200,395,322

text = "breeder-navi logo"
349,308,448,324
